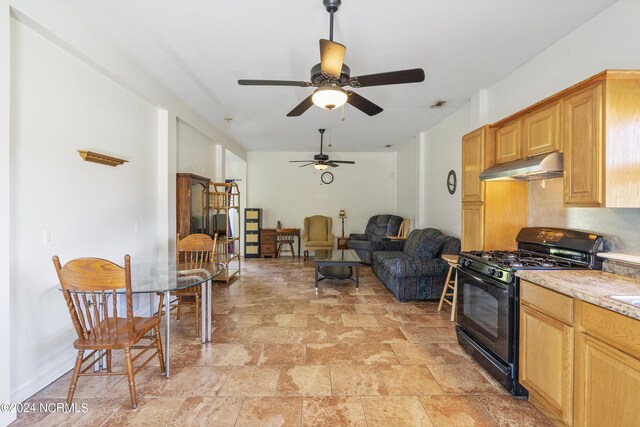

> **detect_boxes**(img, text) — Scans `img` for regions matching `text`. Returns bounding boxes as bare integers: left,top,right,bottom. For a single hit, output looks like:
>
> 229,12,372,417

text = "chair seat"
74,316,159,349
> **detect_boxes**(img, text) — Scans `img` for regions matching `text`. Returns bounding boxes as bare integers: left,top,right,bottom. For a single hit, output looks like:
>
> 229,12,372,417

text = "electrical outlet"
134,221,140,233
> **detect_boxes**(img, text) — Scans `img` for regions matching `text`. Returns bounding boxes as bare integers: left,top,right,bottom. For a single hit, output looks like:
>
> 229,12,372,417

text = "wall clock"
321,171,334,184
447,170,457,194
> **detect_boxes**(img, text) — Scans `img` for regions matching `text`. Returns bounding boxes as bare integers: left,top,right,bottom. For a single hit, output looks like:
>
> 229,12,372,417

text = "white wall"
10,18,160,403
0,0,13,424
247,152,395,238
394,138,418,231
419,0,640,246
177,119,216,179
421,103,471,237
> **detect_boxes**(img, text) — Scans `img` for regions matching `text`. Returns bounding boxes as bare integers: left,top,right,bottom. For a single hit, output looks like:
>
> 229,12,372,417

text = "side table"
337,237,349,250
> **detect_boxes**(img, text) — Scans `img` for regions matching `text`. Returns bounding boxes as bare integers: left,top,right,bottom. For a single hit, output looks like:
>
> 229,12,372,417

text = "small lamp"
338,209,347,238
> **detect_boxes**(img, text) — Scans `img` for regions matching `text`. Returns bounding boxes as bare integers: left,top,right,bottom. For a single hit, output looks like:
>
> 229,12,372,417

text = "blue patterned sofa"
372,228,460,301
347,214,404,265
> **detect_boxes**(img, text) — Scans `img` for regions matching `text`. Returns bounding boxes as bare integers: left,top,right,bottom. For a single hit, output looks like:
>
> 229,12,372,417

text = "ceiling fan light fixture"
312,86,348,110
314,163,329,170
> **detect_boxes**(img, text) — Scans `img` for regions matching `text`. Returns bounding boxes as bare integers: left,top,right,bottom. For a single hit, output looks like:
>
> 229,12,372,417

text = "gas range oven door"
456,268,514,363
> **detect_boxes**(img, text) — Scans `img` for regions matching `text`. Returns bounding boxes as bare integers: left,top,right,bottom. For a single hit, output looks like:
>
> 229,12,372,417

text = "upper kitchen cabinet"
495,119,522,164
461,126,494,203
563,71,640,207
523,102,561,157
563,84,603,206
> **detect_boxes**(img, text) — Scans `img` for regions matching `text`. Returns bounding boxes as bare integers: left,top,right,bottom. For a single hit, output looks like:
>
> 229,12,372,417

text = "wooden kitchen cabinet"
523,102,561,157
495,119,522,164
562,84,603,207
519,281,575,426
461,203,484,251
461,126,493,203
461,126,527,251
574,301,640,426
562,72,640,207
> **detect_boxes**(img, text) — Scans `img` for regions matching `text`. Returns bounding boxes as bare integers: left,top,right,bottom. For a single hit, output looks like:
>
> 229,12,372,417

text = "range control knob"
464,259,473,268
488,268,496,275
495,270,504,278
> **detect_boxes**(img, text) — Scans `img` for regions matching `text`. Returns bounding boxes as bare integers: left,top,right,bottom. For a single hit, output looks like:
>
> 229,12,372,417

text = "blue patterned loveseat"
372,228,460,301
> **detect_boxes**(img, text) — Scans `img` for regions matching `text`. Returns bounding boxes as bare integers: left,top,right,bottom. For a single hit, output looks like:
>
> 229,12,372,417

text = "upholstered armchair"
347,214,404,264
302,215,335,260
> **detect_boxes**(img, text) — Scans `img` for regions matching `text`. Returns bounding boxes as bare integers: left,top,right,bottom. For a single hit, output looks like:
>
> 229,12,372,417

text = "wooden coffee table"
313,249,361,291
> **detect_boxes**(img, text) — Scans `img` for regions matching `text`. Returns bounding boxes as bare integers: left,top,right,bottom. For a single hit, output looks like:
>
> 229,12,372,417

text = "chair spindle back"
53,255,134,344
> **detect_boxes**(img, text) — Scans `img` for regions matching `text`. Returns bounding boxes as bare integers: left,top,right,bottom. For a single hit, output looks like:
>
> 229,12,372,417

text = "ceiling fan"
238,0,425,117
290,129,355,170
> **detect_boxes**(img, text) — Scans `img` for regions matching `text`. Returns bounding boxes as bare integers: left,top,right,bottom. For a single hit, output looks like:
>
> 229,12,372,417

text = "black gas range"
455,227,603,396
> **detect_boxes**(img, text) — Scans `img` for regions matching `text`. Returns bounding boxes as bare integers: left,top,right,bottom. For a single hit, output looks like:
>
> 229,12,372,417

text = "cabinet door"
563,84,603,206
461,203,484,251
575,334,640,427
495,120,522,164
523,103,561,157
519,304,573,425
461,128,486,203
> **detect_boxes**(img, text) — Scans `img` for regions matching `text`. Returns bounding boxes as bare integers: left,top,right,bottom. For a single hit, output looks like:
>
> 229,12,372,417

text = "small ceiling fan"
238,0,425,117
290,129,355,170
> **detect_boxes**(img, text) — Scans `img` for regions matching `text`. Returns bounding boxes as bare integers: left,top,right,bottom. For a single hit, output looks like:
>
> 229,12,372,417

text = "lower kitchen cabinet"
519,281,574,426
574,301,640,426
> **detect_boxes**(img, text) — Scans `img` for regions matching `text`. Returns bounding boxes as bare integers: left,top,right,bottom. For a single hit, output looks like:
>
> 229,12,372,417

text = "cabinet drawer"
521,280,574,325
579,301,640,358
245,245,259,255
246,211,260,220
246,234,259,243
246,222,259,231
261,245,276,254
262,235,276,243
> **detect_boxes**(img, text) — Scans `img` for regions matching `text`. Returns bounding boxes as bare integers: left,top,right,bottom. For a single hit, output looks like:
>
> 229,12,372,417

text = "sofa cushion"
403,228,448,259
347,239,372,251
364,215,403,239
373,251,423,278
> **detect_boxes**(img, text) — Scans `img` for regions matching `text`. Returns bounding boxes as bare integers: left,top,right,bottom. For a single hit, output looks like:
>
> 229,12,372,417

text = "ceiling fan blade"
298,162,315,167
238,79,312,87
330,160,355,164
320,39,346,79
286,95,315,117
349,68,425,88
326,162,340,167
289,160,315,163
346,91,383,116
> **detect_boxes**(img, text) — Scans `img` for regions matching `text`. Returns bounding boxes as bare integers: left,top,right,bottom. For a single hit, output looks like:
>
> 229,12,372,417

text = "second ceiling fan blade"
298,162,315,167
346,91,383,116
238,79,312,87
326,162,340,167
330,160,355,164
320,39,346,79
349,68,425,88
287,95,315,117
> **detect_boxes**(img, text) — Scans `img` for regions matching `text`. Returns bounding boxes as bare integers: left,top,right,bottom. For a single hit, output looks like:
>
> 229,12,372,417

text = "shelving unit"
209,181,241,283
244,208,262,258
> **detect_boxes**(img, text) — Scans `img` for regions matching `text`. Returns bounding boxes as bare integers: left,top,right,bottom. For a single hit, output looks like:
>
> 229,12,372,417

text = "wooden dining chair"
277,228,297,258
174,233,217,336
53,255,165,410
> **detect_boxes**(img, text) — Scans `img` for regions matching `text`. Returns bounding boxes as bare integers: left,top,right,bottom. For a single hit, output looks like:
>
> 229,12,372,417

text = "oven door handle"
459,267,509,291
462,331,510,375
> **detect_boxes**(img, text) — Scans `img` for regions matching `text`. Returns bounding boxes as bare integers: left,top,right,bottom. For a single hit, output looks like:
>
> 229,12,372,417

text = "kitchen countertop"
515,269,640,320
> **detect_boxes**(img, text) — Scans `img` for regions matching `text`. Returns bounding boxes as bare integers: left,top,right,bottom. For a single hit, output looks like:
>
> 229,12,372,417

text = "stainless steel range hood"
480,152,563,181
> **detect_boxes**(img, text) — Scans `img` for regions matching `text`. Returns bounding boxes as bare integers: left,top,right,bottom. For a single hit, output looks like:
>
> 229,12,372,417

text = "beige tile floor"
12,257,553,426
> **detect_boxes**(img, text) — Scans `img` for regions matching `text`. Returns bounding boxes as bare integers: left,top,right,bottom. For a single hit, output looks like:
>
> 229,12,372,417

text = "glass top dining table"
128,261,223,293
58,261,223,378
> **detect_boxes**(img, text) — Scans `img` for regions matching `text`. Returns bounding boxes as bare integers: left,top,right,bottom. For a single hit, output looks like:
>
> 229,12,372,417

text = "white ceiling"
64,0,616,152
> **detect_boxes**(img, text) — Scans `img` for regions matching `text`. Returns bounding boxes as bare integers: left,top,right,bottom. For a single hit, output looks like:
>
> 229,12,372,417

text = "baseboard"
11,355,74,404
0,411,17,427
